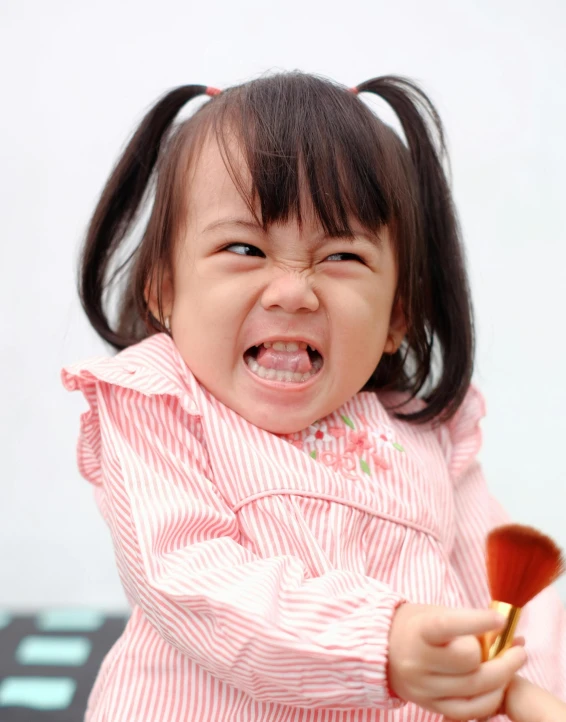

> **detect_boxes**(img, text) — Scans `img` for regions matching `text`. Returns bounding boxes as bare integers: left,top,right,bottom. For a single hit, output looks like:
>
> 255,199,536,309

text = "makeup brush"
462,525,566,722
481,523,565,661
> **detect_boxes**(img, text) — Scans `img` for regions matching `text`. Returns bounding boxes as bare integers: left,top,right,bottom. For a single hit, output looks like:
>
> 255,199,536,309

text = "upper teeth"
263,341,309,352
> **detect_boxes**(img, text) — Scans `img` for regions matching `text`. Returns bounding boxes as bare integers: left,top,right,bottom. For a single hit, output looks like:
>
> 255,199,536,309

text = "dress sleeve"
62,361,406,711
446,386,566,701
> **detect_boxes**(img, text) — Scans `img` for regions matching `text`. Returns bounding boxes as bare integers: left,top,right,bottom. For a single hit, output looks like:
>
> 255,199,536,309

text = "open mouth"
244,341,323,383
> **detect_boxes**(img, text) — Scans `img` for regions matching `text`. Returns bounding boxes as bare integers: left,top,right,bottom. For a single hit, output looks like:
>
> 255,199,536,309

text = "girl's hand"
388,603,527,720
502,675,566,722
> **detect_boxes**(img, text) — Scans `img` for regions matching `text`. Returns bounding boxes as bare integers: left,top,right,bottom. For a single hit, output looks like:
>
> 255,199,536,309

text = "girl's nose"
261,272,319,314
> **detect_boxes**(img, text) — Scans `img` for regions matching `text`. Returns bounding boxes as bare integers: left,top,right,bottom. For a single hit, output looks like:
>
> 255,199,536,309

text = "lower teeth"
246,357,321,382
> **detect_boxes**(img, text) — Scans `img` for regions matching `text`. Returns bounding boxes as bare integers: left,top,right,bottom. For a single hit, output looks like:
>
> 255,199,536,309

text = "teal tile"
16,636,92,666
0,677,76,710
0,611,12,630
35,609,105,632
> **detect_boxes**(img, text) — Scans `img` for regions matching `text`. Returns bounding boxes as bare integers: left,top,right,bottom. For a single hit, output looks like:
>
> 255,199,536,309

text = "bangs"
205,73,410,237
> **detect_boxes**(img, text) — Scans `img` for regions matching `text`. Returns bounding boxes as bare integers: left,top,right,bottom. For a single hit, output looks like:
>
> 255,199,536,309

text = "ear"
144,265,174,324
383,299,407,354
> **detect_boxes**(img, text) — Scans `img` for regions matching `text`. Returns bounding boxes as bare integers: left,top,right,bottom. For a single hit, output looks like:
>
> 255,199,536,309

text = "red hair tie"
348,86,360,95
205,87,222,97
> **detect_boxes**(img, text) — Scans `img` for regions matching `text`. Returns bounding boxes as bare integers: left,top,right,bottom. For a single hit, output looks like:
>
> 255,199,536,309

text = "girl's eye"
224,243,265,257
325,252,364,263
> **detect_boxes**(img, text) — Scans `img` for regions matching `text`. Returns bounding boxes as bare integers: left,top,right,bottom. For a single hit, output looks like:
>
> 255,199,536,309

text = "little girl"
63,73,565,721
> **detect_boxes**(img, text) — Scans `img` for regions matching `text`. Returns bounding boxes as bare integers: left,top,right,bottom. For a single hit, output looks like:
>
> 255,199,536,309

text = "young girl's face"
155,136,405,434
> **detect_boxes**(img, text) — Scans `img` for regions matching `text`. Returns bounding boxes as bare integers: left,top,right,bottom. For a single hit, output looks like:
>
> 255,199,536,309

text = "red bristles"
486,524,565,608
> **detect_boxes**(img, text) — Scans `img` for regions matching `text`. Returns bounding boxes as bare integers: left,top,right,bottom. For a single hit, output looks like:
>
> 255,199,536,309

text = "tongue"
256,346,312,374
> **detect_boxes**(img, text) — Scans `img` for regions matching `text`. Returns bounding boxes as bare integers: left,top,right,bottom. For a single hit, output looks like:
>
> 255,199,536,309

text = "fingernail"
513,647,528,665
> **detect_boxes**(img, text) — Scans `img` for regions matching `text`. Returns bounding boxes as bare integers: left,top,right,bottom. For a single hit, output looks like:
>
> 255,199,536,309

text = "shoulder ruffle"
62,333,200,413
444,385,486,483
61,334,201,485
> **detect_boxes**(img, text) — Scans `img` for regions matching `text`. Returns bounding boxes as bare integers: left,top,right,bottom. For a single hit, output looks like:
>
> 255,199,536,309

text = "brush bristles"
486,524,565,608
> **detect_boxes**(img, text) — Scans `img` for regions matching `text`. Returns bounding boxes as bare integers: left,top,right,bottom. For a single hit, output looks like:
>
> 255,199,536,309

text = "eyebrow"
202,217,381,246
203,218,263,234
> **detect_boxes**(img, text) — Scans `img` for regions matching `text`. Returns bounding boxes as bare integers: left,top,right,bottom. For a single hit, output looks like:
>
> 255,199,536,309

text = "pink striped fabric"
62,333,565,721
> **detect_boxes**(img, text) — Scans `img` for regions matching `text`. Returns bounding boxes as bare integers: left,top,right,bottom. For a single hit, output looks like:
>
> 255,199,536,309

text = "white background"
1,0,564,610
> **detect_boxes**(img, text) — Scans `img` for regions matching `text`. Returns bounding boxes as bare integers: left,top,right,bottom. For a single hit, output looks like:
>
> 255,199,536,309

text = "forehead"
186,133,253,227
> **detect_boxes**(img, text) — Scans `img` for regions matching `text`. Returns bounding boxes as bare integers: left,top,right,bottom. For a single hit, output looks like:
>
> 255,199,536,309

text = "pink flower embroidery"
282,412,399,479
346,430,372,456
281,431,305,451
372,453,390,471
319,450,341,471
319,450,358,480
341,453,359,479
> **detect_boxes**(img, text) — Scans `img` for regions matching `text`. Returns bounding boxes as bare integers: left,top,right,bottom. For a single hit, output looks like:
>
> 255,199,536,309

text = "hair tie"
205,87,222,97
348,86,360,95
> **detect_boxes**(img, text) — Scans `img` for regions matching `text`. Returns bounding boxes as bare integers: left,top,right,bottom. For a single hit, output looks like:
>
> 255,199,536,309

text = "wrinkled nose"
260,272,319,314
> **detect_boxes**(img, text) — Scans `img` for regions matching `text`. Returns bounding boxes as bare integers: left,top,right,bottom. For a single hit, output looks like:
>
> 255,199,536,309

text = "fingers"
421,609,504,646
426,634,482,674
433,650,527,721
435,686,505,720
389,603,528,720
427,632,526,675
426,645,527,698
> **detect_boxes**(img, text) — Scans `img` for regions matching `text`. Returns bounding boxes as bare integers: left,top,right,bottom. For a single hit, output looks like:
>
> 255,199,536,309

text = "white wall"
1,0,564,610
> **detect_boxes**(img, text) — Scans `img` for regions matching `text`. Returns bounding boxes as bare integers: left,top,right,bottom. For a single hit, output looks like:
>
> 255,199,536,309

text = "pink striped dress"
62,333,565,721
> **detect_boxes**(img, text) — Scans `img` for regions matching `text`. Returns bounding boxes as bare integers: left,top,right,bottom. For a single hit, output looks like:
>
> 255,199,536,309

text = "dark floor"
0,611,127,722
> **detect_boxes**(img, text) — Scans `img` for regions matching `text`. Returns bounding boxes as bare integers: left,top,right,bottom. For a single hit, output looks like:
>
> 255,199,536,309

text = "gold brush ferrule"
481,601,522,661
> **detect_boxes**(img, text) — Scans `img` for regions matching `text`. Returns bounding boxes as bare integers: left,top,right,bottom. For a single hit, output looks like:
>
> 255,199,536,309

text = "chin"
244,408,315,436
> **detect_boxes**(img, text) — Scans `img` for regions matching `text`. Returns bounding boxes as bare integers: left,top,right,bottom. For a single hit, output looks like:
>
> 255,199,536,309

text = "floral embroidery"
372,452,391,471
370,425,405,453
305,422,332,447
285,432,304,451
282,408,405,478
341,414,355,430
345,430,372,456
319,450,359,479
360,458,371,475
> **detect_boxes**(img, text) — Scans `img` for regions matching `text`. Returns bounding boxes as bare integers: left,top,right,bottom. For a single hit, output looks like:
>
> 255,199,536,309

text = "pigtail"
356,77,474,422
79,85,210,349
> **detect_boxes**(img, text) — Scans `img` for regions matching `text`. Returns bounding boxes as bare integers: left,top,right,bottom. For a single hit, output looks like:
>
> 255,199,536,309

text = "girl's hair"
80,72,474,424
